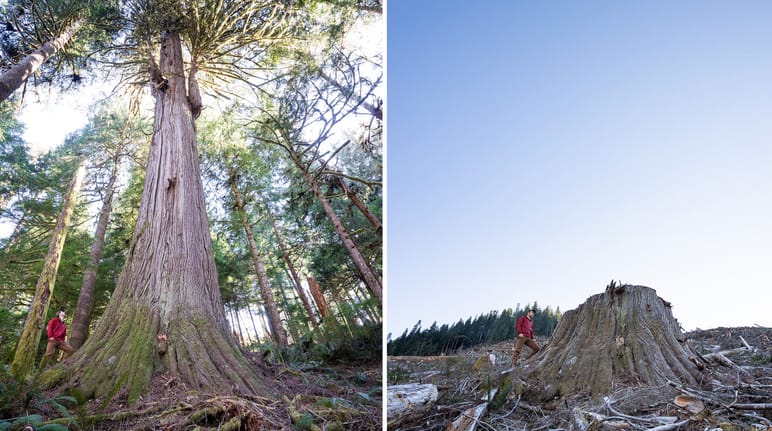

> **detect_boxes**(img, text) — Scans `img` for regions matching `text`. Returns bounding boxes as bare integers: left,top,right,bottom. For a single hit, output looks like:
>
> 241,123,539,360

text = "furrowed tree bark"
0,19,83,103
526,284,706,400
307,275,330,320
10,163,85,378
227,178,288,347
337,177,381,232
295,161,382,304
267,210,319,326
70,158,120,349
43,30,269,404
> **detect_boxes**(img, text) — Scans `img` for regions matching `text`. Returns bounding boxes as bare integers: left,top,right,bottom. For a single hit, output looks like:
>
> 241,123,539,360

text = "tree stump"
526,284,706,399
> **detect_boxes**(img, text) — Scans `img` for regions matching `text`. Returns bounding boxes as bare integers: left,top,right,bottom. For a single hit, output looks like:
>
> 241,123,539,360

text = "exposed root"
182,396,285,430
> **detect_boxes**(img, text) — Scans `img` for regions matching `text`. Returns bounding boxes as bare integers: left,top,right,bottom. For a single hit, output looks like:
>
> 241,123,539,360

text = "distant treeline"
387,303,562,356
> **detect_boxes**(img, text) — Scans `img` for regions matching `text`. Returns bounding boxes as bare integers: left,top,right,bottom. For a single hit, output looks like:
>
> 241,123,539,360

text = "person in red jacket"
42,309,74,367
512,309,540,364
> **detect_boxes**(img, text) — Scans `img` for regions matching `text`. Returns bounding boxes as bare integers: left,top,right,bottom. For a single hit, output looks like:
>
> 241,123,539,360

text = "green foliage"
387,305,561,356
0,0,121,93
0,308,23,363
281,319,380,365
0,367,77,427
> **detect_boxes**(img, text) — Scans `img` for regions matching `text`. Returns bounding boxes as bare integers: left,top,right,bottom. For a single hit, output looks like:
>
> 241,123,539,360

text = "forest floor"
31,355,382,430
387,326,772,431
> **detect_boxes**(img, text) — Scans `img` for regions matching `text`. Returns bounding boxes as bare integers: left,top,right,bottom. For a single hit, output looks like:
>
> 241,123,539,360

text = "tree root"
181,396,280,430
285,393,374,431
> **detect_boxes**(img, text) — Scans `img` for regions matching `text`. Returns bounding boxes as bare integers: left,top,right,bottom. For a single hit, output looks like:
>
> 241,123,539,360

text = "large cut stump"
526,284,706,399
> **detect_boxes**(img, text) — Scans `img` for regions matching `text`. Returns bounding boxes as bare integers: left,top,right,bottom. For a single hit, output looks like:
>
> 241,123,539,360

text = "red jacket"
516,315,534,339
47,317,67,341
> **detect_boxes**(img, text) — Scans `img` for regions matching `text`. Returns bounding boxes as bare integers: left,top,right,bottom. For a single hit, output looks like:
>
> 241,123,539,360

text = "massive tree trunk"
296,162,382,304
526,284,707,400
227,178,288,347
267,210,319,327
44,30,268,404
69,158,120,349
10,163,85,378
0,19,83,103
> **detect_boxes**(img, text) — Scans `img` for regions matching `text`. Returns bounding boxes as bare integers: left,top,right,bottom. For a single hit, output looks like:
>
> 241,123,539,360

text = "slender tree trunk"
267,211,319,326
70,159,120,349
357,282,381,321
297,163,382,304
227,179,288,347
234,307,245,346
276,283,300,343
247,302,261,344
307,275,330,320
257,304,271,339
284,268,312,329
45,30,268,404
337,177,381,231
330,286,354,336
0,19,83,103
10,163,85,378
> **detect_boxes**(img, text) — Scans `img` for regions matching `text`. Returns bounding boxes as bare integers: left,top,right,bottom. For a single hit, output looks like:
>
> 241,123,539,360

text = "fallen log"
387,383,438,428
702,346,751,359
645,419,689,431
447,403,487,431
730,403,772,410
738,335,754,351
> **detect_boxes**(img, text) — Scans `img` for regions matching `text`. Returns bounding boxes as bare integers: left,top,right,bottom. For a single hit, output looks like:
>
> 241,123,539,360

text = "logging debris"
387,326,772,430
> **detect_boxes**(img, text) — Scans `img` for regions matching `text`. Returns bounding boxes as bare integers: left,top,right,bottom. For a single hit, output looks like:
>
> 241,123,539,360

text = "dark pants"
512,336,540,364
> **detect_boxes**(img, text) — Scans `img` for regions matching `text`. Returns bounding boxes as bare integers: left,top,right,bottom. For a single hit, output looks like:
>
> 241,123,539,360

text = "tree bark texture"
337,177,381,232
10,163,85,378
0,19,83,103
268,211,319,326
70,159,120,349
228,180,288,347
526,285,706,400
300,166,382,304
387,383,438,428
47,31,268,404
307,275,330,319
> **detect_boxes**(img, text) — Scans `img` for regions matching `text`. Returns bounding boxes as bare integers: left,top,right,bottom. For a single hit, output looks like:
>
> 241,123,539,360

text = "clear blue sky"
386,1,772,338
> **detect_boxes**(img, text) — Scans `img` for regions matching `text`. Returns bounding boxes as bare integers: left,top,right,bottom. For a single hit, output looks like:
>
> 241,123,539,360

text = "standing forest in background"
387,304,561,356
0,0,382,429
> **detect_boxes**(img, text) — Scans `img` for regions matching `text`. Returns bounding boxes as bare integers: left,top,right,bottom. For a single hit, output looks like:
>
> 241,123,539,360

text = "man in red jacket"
42,309,74,367
512,309,540,364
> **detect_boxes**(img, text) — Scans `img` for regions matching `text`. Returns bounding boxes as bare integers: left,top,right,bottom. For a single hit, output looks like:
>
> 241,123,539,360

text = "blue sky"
386,1,772,337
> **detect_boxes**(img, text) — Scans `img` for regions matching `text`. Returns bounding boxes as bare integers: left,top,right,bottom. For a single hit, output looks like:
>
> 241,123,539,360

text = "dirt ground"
33,356,382,430
388,326,772,431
